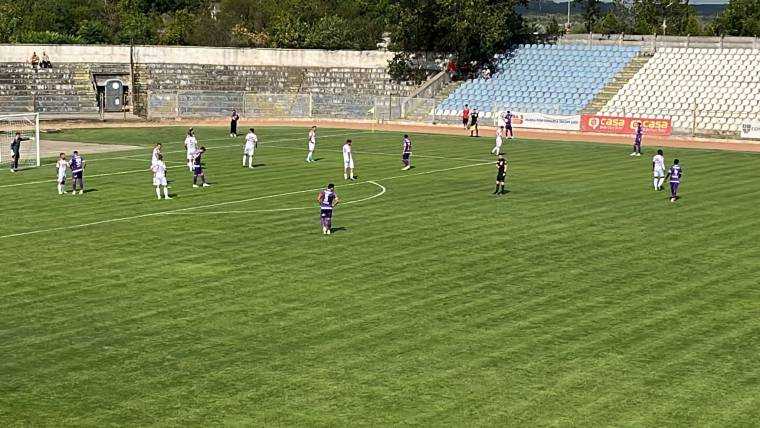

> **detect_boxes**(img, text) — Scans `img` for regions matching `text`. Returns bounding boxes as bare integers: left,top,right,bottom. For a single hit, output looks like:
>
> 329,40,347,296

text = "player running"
151,143,162,166
401,134,412,170
243,128,258,168
630,122,643,156
491,126,504,155
494,153,507,195
306,126,317,163
504,111,514,139
652,149,666,191
469,108,480,137
317,183,340,235
342,139,355,180
151,153,171,200
192,146,210,188
184,128,198,171
665,159,683,202
70,150,85,195
55,152,68,195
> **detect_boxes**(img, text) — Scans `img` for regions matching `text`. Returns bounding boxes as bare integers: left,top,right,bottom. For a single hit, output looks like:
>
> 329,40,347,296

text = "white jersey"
185,136,197,156
496,129,503,145
152,160,168,186
245,132,258,152
56,159,68,180
653,154,666,177
151,147,161,165
342,144,352,162
308,130,316,150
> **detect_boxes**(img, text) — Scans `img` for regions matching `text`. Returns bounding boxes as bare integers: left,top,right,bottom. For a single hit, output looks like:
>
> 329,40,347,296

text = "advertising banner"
741,121,760,139
580,115,672,136
500,112,581,131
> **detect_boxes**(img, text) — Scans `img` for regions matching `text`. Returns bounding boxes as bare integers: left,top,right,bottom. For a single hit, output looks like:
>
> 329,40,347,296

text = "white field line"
264,144,491,163
0,162,490,239
8,131,371,188
164,181,386,215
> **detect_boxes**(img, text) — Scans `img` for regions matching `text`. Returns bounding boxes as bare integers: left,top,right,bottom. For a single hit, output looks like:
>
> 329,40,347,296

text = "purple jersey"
635,126,643,143
504,113,512,127
70,155,84,173
668,165,682,183
402,138,412,154
320,189,336,210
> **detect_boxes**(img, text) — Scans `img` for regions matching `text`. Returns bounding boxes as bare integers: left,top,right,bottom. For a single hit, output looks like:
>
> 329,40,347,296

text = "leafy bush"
388,53,428,85
11,31,84,44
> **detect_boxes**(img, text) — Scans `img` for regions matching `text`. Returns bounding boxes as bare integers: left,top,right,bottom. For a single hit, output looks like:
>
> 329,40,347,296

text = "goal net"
0,113,40,169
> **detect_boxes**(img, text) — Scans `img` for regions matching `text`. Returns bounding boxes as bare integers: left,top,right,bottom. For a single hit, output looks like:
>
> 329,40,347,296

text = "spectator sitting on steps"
30,52,39,71
41,52,52,68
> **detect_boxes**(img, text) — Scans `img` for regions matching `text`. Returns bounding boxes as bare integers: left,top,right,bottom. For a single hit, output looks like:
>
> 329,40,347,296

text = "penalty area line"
0,161,490,240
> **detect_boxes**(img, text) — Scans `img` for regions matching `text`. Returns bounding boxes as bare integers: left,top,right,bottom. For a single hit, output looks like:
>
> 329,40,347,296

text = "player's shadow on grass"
330,227,348,234
83,188,98,194
252,163,266,168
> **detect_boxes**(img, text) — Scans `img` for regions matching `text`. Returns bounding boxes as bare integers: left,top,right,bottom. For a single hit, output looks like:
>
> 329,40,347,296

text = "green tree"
633,0,699,36
574,0,601,33
389,0,528,66
0,3,21,43
712,0,760,36
77,20,112,44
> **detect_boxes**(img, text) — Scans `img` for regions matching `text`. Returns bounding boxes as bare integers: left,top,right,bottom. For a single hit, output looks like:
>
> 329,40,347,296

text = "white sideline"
5,131,371,189
164,181,387,215
0,162,491,239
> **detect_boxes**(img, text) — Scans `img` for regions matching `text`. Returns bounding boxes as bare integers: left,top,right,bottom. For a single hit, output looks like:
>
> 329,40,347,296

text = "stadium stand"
599,47,760,134
435,44,641,117
0,62,129,115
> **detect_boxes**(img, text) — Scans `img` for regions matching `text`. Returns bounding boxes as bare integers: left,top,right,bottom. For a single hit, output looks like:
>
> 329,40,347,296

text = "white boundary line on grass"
163,181,387,215
0,162,490,239
6,131,372,188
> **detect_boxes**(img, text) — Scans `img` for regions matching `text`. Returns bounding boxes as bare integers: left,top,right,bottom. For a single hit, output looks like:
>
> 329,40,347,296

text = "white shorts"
343,159,354,169
495,138,503,146
57,172,66,184
186,151,194,161
653,168,665,178
308,142,316,151
153,177,168,186
244,147,255,155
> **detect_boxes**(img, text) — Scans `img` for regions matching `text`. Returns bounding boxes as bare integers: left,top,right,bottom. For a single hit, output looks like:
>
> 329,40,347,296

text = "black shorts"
505,125,513,131
320,209,333,219
402,153,411,161
462,117,469,125
496,173,506,182
193,166,203,175
72,171,83,180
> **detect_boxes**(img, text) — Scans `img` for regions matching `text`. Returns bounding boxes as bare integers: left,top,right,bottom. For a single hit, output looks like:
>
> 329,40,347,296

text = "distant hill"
519,1,725,18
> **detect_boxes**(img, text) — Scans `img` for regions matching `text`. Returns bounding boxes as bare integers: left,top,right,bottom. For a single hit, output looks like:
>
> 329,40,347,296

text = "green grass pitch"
1,125,759,425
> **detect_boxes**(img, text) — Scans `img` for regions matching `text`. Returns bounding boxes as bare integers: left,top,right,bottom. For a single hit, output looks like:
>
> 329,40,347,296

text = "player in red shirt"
462,104,470,129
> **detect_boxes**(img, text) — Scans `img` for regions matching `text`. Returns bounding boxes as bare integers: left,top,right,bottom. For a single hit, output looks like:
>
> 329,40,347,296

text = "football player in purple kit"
401,134,412,170
494,153,507,195
664,159,683,202
192,146,211,188
317,183,340,235
70,150,85,195
630,122,643,156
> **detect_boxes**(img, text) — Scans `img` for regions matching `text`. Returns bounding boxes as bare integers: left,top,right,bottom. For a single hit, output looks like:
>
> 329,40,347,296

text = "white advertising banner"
497,111,581,131
741,121,760,139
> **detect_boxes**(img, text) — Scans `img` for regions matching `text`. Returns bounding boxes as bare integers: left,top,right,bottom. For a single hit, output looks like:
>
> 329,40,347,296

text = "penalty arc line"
163,181,387,215
0,162,490,240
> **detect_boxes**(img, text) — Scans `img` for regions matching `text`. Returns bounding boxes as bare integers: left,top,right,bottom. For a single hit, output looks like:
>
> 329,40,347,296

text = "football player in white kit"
151,143,162,166
151,154,171,200
184,128,197,171
306,126,317,163
342,139,355,180
652,149,666,191
491,126,504,155
243,128,258,168
55,152,68,195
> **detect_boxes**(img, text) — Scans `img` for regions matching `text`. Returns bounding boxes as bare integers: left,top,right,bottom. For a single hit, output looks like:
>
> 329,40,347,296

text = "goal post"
0,112,41,168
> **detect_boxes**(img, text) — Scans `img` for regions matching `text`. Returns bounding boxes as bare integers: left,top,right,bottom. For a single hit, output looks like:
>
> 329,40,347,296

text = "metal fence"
146,91,443,123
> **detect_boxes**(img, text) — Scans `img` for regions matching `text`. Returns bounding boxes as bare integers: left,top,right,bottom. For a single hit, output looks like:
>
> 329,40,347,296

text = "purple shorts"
670,182,680,196
320,209,333,219
72,171,83,180
193,165,203,176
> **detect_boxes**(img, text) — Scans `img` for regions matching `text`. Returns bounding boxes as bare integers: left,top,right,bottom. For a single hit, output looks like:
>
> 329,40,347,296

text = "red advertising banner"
580,115,672,136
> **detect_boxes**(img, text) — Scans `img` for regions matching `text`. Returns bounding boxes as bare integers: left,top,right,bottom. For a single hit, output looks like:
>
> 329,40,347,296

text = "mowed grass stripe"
2,126,760,425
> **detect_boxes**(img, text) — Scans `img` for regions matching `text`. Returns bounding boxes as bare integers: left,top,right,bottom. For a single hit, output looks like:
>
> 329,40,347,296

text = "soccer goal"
0,113,41,168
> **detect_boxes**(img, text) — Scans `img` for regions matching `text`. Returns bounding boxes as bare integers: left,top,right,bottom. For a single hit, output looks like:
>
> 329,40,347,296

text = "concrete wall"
0,44,395,68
